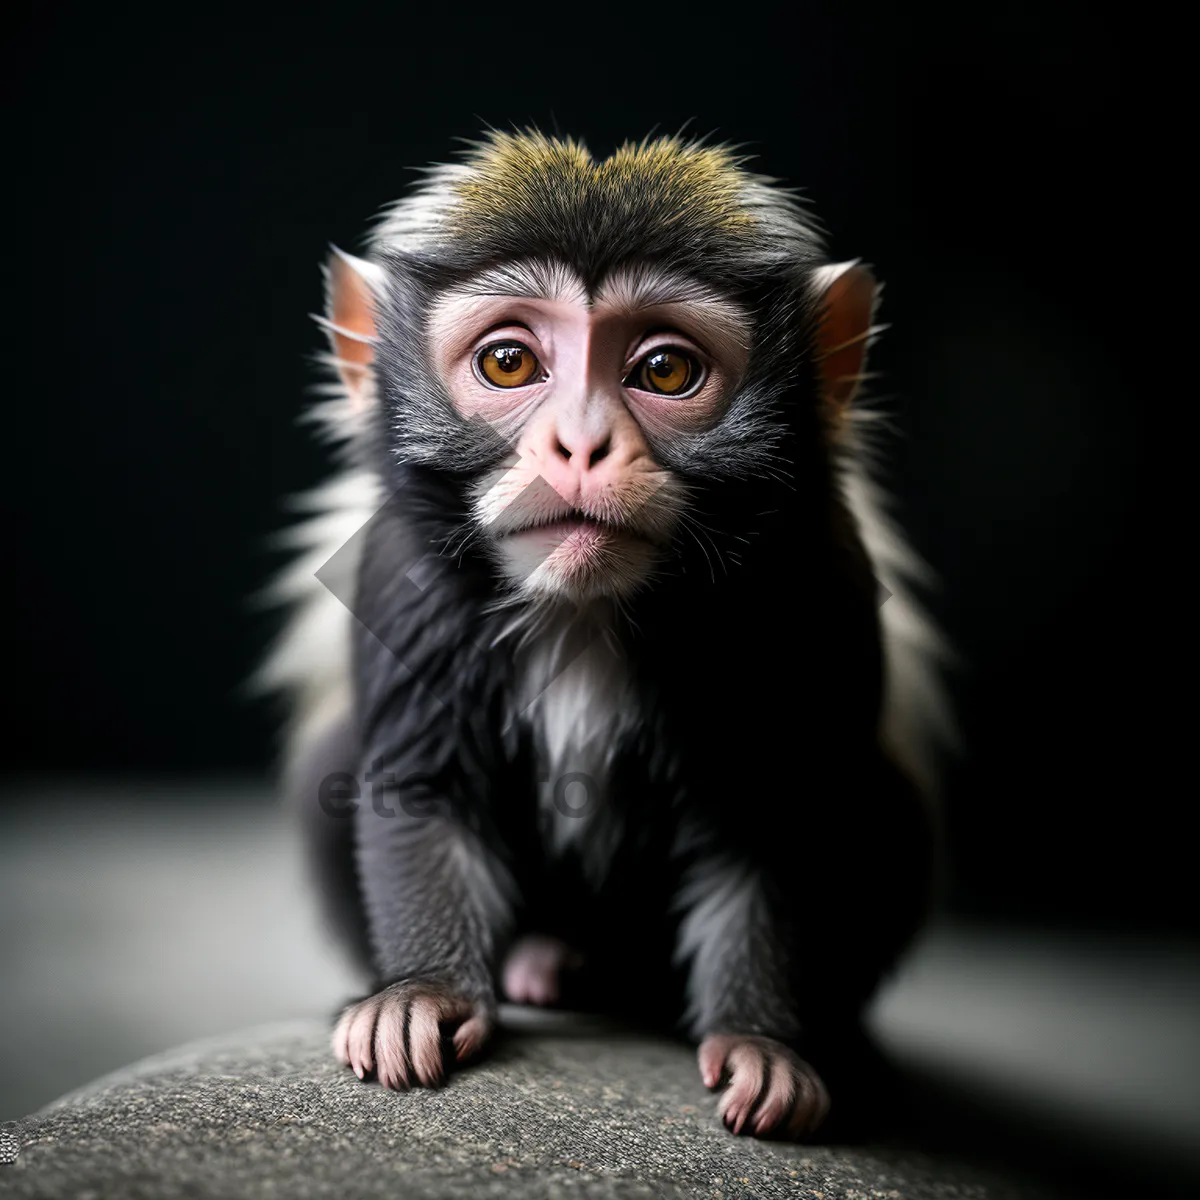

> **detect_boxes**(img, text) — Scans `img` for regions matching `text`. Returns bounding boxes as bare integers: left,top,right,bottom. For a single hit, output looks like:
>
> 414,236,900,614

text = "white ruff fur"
255,464,379,766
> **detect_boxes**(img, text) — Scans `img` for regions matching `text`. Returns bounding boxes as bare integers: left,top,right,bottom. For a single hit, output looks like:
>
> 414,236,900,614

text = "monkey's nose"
520,407,650,494
532,429,620,495
553,431,612,470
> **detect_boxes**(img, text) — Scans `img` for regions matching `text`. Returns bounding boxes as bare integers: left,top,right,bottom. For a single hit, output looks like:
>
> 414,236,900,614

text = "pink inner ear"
328,254,377,406
815,265,877,411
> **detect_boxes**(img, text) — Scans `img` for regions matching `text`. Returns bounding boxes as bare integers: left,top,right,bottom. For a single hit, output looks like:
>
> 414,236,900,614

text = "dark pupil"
494,347,525,373
649,353,676,378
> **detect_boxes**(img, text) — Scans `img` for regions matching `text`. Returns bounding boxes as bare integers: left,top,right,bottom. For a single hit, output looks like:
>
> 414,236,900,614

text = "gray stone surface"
1,1019,1045,1200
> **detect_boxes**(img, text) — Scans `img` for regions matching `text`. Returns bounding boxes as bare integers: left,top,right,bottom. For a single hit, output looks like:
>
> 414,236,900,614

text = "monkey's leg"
331,798,513,1089
501,934,584,1006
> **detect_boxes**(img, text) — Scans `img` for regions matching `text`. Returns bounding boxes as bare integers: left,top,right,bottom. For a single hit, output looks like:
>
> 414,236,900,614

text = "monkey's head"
321,132,877,607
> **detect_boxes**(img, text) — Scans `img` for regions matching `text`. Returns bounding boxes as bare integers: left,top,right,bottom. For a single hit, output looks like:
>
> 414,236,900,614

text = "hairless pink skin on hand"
332,981,493,1090
699,1034,831,1138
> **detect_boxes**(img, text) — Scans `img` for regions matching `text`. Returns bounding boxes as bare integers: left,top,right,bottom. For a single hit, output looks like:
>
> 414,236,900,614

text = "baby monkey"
264,132,945,1140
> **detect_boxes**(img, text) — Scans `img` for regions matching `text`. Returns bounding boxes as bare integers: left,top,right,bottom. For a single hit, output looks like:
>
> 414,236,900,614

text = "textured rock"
2,1017,1051,1200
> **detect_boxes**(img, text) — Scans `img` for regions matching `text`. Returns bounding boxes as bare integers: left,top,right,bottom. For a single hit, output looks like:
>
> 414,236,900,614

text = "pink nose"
519,408,649,497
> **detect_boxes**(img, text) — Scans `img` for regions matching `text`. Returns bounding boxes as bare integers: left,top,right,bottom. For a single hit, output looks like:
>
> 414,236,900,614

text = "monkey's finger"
784,1061,831,1139
346,999,381,1080
331,1007,355,1066
407,996,446,1086
373,998,411,1090
750,1054,798,1136
717,1044,768,1136
698,1035,737,1089
452,1010,493,1063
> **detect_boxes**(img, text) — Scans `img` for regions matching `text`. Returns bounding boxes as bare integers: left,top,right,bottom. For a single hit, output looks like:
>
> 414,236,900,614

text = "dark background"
13,8,1173,934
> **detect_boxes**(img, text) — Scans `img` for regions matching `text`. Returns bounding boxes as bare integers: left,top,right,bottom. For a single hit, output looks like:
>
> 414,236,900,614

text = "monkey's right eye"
475,343,542,389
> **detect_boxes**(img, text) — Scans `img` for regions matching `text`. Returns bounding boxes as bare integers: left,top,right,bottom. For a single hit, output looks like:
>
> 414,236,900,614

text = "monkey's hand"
332,979,494,1089
699,1034,831,1139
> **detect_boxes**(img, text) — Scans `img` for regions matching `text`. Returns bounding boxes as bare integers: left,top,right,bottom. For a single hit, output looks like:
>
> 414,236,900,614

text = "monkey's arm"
354,800,510,998
332,514,515,1088
676,751,930,1138
333,793,512,1087
674,845,830,1138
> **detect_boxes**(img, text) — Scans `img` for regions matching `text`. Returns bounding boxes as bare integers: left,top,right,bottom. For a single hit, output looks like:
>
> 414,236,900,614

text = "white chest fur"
515,610,633,867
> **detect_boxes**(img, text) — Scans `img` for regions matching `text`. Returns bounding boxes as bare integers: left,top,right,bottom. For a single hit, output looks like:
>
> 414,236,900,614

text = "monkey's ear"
313,247,386,412
810,261,881,413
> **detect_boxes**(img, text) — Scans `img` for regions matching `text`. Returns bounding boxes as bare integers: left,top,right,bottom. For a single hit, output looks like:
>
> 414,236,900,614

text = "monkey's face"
424,262,751,604
323,136,878,611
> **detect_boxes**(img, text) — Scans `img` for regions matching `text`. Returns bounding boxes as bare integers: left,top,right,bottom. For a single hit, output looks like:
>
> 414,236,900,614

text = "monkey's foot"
501,934,583,1006
699,1034,831,1139
332,980,493,1089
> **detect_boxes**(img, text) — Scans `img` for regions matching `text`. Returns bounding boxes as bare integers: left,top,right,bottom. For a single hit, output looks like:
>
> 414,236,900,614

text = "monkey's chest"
515,630,636,879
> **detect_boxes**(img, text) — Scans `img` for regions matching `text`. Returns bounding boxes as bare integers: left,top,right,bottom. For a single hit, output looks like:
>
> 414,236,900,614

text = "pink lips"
505,517,641,580
509,517,611,545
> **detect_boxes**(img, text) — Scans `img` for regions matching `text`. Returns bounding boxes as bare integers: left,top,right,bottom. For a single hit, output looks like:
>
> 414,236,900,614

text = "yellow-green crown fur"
372,129,819,280
451,132,758,241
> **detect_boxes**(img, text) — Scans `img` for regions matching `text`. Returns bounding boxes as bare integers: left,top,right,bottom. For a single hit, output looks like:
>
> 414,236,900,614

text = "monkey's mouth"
492,506,667,600
504,513,627,541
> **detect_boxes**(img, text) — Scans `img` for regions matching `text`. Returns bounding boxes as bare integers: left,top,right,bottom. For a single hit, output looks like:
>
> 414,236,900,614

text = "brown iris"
636,349,698,396
478,343,540,388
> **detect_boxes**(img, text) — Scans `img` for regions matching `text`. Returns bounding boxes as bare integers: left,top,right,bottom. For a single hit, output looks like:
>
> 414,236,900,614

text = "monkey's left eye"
475,342,542,389
626,348,704,397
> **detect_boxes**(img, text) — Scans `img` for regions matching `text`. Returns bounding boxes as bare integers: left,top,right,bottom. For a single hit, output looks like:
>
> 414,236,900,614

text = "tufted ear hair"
312,247,387,412
810,260,882,414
